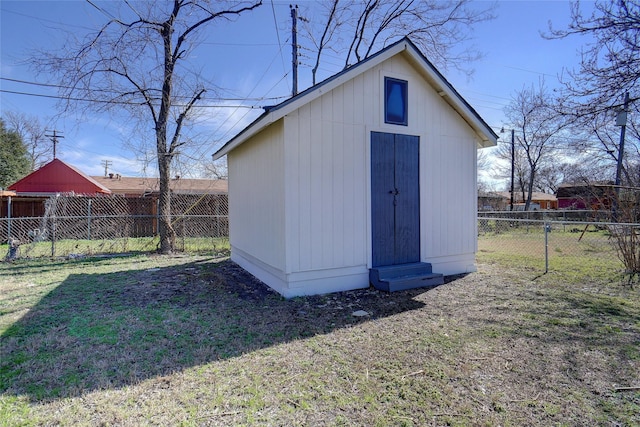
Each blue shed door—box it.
[371,131,420,267]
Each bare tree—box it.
[546,0,639,118]
[493,139,530,204]
[535,159,612,194]
[303,0,345,85]
[301,0,495,83]
[203,158,228,180]
[4,111,50,171]
[32,0,262,254]
[564,111,640,186]
[504,82,567,210]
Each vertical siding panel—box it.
[332,86,345,266]
[354,125,367,265]
[434,136,445,255]
[321,93,334,268]
[459,140,470,253]
[343,80,355,125]
[332,121,344,266]
[353,75,364,125]
[467,142,478,252]
[300,104,313,271]
[333,85,345,123]
[451,137,463,254]
[434,142,442,257]
[309,99,323,269]
[443,136,453,255]
[363,69,376,126]
[229,122,285,270]
[342,82,356,267]
[428,138,437,256]
[297,105,313,271]
[342,124,355,266]
[351,76,366,266]
[284,112,300,273]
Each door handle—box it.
[389,188,399,195]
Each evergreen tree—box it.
[0,118,31,189]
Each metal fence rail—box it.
[1,214,229,259]
[478,210,614,222]
[2,203,632,282]
[478,216,628,277]
[1,193,229,259]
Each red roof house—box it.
[8,159,112,196]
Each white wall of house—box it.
[227,50,484,297]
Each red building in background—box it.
[556,183,616,210]
[2,158,228,219]
[8,159,111,196]
[3,159,112,218]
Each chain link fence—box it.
[478,216,633,282]
[3,197,635,284]
[2,193,228,260]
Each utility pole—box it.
[45,130,64,159]
[614,92,630,188]
[613,92,630,222]
[501,127,516,211]
[291,4,298,97]
[510,129,515,211]
[101,160,113,177]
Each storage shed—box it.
[213,37,497,297]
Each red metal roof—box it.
[8,159,112,195]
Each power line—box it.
[0,89,269,108]
[85,0,118,21]
[0,6,95,30]
[270,0,289,94]
[0,77,289,103]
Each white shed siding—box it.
[420,98,480,273]
[220,41,496,296]
[281,53,480,283]
[373,55,479,273]
[228,121,286,272]
[284,85,369,276]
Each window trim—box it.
[384,77,408,126]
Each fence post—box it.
[87,199,92,240]
[544,222,549,274]
[51,212,56,257]
[7,196,11,240]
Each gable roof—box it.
[213,37,498,160]
[90,175,228,195]
[8,158,112,195]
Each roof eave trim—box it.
[213,37,498,157]
[401,44,497,147]
[213,40,410,160]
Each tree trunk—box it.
[157,153,175,254]
[525,170,536,211]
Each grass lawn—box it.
[1,236,230,259]
[1,249,638,426]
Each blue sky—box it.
[1,0,593,179]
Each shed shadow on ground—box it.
[1,258,446,402]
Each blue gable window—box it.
[384,77,408,126]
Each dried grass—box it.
[0,255,638,426]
